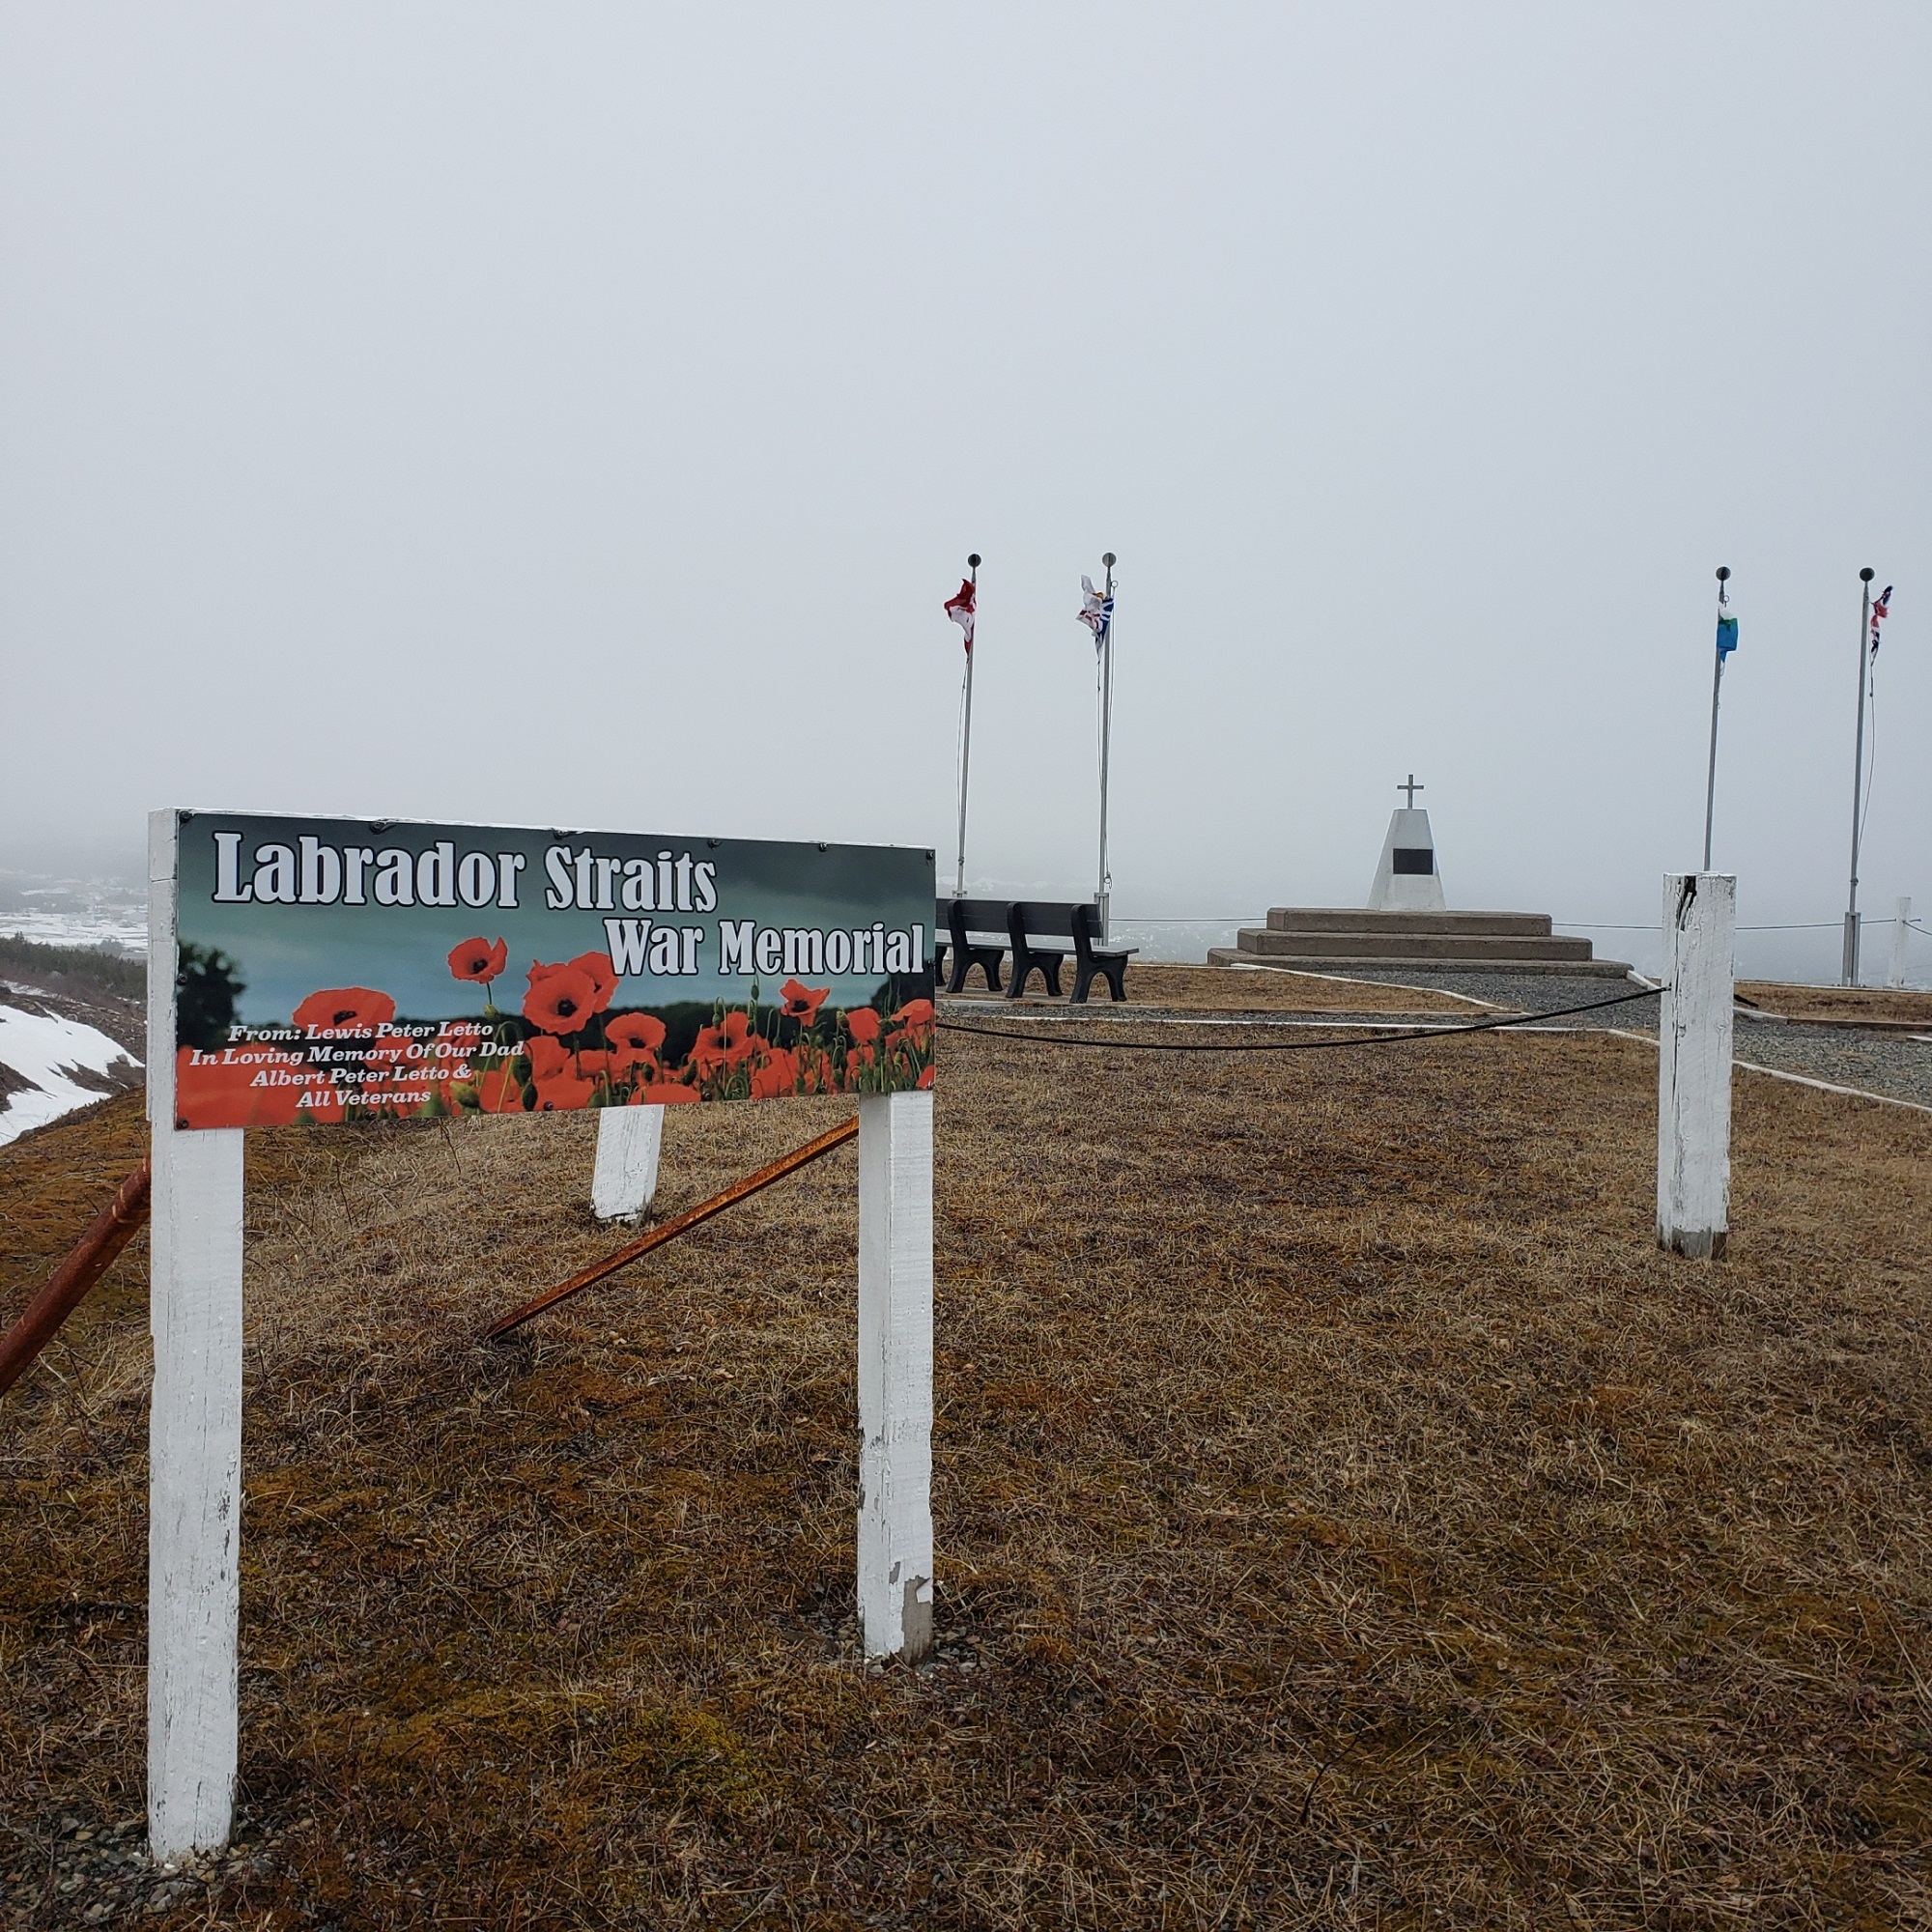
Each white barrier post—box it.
[592,1106,665,1222]
[147,810,244,1860]
[1889,897,1912,991]
[856,1089,934,1662]
[1658,871,1735,1261]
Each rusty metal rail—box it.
[485,1115,859,1341]
[0,1157,153,1401]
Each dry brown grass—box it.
[1737,980,1932,1027]
[4,1028,1932,1928]
[959,963,1476,1015]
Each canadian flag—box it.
[944,578,976,653]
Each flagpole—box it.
[1702,566,1730,870]
[954,554,980,899]
[1842,566,1876,986]
[1096,551,1116,942]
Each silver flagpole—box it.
[954,554,980,898]
[1702,566,1731,870]
[1842,566,1876,986]
[1096,552,1117,942]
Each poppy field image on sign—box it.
[171,939,934,1128]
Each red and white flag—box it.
[944,578,976,654]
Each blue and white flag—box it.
[1716,611,1739,659]
[1077,575,1113,655]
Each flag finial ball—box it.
[1861,567,1875,582]
[1716,566,1730,582]
[967,554,980,569]
[1101,552,1116,568]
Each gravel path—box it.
[1323,966,1932,1111]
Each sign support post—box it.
[147,810,244,1861]
[592,1108,665,1222]
[856,1089,933,1662]
[1658,870,1735,1261]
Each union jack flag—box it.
[1871,583,1892,657]
[1077,575,1113,655]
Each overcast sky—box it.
[3,6,1925,974]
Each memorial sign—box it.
[146,809,937,1861]
[168,811,936,1128]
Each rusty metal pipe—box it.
[0,1157,153,1401]
[486,1115,859,1342]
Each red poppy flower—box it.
[293,987,397,1035]
[535,1067,597,1111]
[749,1047,800,1100]
[916,1065,934,1090]
[780,979,830,1023]
[525,1036,571,1080]
[888,999,935,1050]
[523,1035,595,1109]
[568,952,618,1015]
[844,1007,880,1046]
[448,937,507,984]
[523,966,599,1036]
[467,1064,529,1113]
[691,1010,756,1074]
[605,1011,667,1056]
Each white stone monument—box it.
[1368,775,1446,912]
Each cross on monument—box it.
[1399,774,1424,808]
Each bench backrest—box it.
[946,898,1010,941]
[1009,900,1083,940]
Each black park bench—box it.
[943,898,1009,994]
[1007,902,1135,1004]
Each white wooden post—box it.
[147,810,245,1860]
[1889,896,1912,990]
[1658,871,1735,1261]
[856,1090,933,1662]
[592,1106,664,1222]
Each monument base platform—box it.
[1208,908,1631,977]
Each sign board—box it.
[144,807,937,1861]
[166,811,936,1128]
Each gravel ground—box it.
[1298,966,1661,1020]
[1731,1018,1932,1110]
[1323,966,1932,1110]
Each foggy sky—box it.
[3,5,1926,978]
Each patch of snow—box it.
[0,1004,143,1147]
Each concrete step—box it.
[1236,927,1596,962]
[1207,949,1636,979]
[1264,907,1554,936]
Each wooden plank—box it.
[592,1105,665,1222]
[147,809,244,1860]
[0,1157,151,1400]
[487,1115,858,1339]
[1658,871,1735,1260]
[856,1090,933,1662]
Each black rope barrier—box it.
[936,982,1666,1054]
